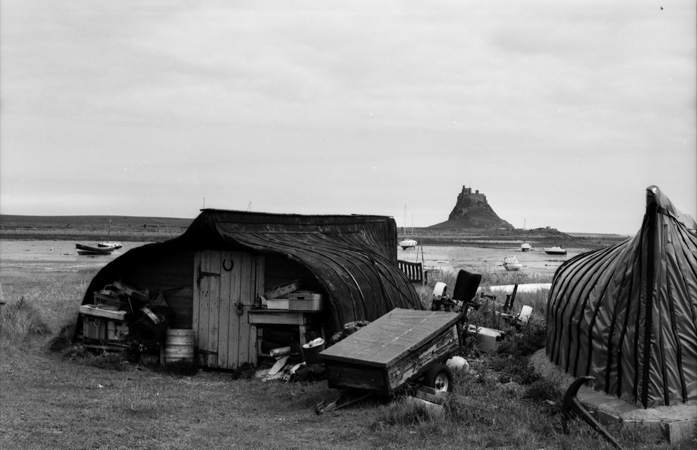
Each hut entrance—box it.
[193,250,264,370]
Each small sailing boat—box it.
[520,219,531,251]
[97,220,122,249]
[399,238,417,250]
[544,246,567,255]
[398,205,417,250]
[503,256,523,271]
[76,243,115,255]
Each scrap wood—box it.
[268,355,290,375]
[257,355,291,382]
[264,279,302,299]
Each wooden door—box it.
[193,250,264,369]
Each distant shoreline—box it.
[0,214,628,249]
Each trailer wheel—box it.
[424,364,454,393]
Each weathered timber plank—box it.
[217,250,233,369]
[207,251,221,368]
[386,325,460,392]
[321,309,461,367]
[327,363,387,392]
[237,253,254,367]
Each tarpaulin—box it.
[546,186,697,408]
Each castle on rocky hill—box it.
[429,185,514,230]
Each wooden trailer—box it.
[317,308,463,413]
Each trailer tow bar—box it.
[315,389,373,415]
[562,376,625,450]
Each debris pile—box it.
[77,281,176,363]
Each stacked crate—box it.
[79,288,129,347]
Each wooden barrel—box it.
[164,329,195,364]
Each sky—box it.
[1,1,695,235]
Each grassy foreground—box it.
[1,268,694,450]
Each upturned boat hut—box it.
[77,209,422,370]
[546,186,697,408]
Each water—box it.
[397,244,582,277]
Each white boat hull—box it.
[399,239,417,250]
[98,241,123,249]
[503,256,522,271]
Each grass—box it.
[1,264,695,449]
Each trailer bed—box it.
[320,308,463,395]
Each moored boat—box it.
[521,242,532,252]
[503,256,522,271]
[76,243,115,255]
[399,238,417,250]
[98,241,123,249]
[544,246,567,255]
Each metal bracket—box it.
[562,376,625,450]
[197,264,220,286]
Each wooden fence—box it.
[398,260,425,284]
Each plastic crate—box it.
[266,298,290,310]
[93,291,122,309]
[289,298,323,311]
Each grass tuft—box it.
[80,351,133,371]
[372,397,442,429]
[0,296,51,347]
[157,360,200,377]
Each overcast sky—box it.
[1,1,695,235]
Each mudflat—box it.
[398,244,584,277]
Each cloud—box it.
[1,0,694,233]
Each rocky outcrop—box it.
[429,186,514,230]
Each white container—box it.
[266,298,290,310]
[468,325,505,353]
[288,298,323,311]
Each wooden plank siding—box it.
[193,250,264,370]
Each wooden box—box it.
[83,316,107,340]
[287,292,323,311]
[320,308,462,395]
[79,304,127,321]
[107,321,130,341]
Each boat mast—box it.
[403,205,407,238]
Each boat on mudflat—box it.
[521,242,532,252]
[98,241,123,249]
[503,256,522,271]
[76,243,116,255]
[399,238,417,250]
[544,246,567,255]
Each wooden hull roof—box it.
[82,209,423,336]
